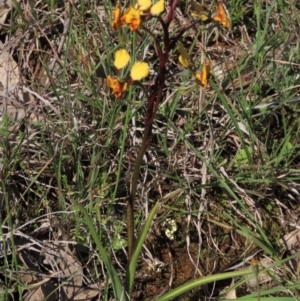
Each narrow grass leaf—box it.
[126,201,159,294]
[235,226,277,258]
[275,132,293,167]
[223,297,295,301]
[78,205,125,301]
[240,283,300,298]
[157,268,253,301]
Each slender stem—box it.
[166,0,179,26]
[127,65,166,260]
[127,18,168,260]
[127,124,150,260]
[127,0,176,277]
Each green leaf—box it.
[78,205,125,301]
[157,268,253,301]
[223,297,295,301]
[126,201,159,295]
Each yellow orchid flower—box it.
[112,4,123,30]
[131,62,149,81]
[212,1,230,28]
[194,61,211,88]
[178,43,190,68]
[114,49,130,70]
[151,0,165,15]
[107,76,128,99]
[177,44,210,88]
[108,49,149,98]
[121,6,142,31]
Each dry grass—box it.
[1,0,300,300]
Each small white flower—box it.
[163,218,177,240]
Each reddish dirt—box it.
[135,229,255,300]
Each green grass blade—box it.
[239,283,300,299]
[157,268,253,301]
[223,297,295,301]
[126,201,159,295]
[78,205,125,301]
[236,227,277,258]
[186,139,276,254]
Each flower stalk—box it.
[107,0,231,291]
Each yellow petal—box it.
[151,0,165,15]
[137,0,152,11]
[121,6,140,23]
[114,49,130,70]
[178,43,190,68]
[131,62,149,80]
[191,11,210,21]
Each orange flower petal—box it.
[121,6,142,31]
[112,4,123,30]
[114,81,128,98]
[212,1,230,28]
[107,75,117,88]
[107,76,128,99]
[194,61,211,88]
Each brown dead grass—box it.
[1,0,300,300]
